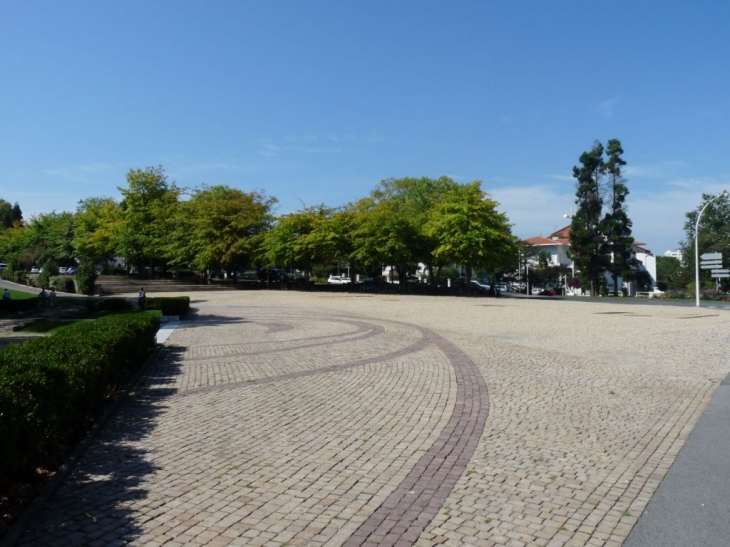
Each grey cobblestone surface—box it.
[11,292,730,546]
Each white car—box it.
[328,275,351,284]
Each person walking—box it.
[39,288,48,307]
[49,288,57,308]
[2,288,10,301]
[138,287,146,310]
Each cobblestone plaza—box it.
[14,292,730,547]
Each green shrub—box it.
[50,276,76,293]
[144,296,190,317]
[0,311,160,479]
[86,298,134,313]
[74,261,98,295]
[0,297,39,314]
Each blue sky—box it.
[2,1,728,254]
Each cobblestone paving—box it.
[13,293,730,547]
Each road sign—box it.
[701,262,723,269]
[701,252,723,260]
[711,269,730,274]
[712,273,730,278]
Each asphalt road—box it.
[624,371,730,547]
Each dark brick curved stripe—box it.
[343,326,489,547]
[180,320,385,364]
[156,312,489,545]
[180,328,432,395]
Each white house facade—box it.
[524,225,658,296]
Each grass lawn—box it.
[6,288,39,300]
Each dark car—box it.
[470,280,500,296]
[258,268,289,283]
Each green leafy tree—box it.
[74,197,122,264]
[423,181,516,281]
[28,212,76,265]
[185,185,276,277]
[262,205,332,273]
[680,192,730,290]
[116,166,182,272]
[350,176,456,283]
[655,255,682,291]
[350,196,422,284]
[600,139,635,295]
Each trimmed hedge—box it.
[143,296,190,317]
[0,311,161,480]
[86,297,135,313]
[0,297,39,314]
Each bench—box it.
[635,291,653,298]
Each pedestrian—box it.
[138,287,146,310]
[39,288,48,307]
[2,288,10,301]
[49,288,57,308]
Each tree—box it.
[73,197,122,264]
[11,202,22,225]
[184,185,276,277]
[570,141,607,295]
[423,181,516,281]
[680,192,730,291]
[655,255,682,291]
[569,139,635,296]
[262,205,343,274]
[350,176,456,284]
[116,166,182,271]
[600,139,635,296]
[0,200,23,229]
[0,199,12,229]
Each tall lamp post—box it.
[563,211,576,294]
[695,190,728,307]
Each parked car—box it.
[470,280,491,293]
[58,266,68,274]
[30,267,40,274]
[67,267,77,275]
[357,276,381,284]
[258,268,289,283]
[328,275,351,284]
[470,280,501,296]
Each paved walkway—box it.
[6,292,730,546]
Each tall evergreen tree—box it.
[570,139,636,296]
[570,141,607,295]
[11,202,23,224]
[600,139,634,296]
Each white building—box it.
[524,225,657,296]
[664,249,683,262]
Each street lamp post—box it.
[563,211,576,295]
[695,190,728,307]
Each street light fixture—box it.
[695,190,728,307]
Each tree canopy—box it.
[569,139,634,295]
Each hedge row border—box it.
[0,325,166,547]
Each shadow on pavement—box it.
[13,365,181,546]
